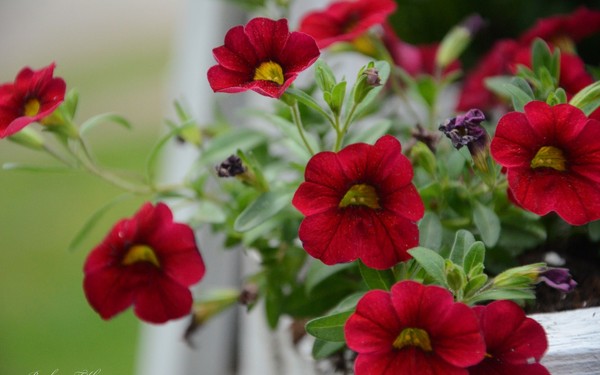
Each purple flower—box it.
[538,267,577,293]
[439,108,490,172]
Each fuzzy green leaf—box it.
[234,190,292,232]
[305,310,353,342]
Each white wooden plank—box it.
[531,306,600,374]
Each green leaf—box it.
[265,284,283,329]
[449,230,476,266]
[407,247,447,287]
[344,119,392,146]
[472,201,500,247]
[419,212,443,250]
[463,273,489,298]
[329,81,347,114]
[469,288,535,304]
[234,190,292,232]
[190,201,227,224]
[250,111,319,162]
[314,59,337,93]
[68,194,132,252]
[284,87,334,123]
[463,241,485,276]
[531,39,553,77]
[305,310,353,342]
[570,81,600,116]
[588,220,600,242]
[416,76,438,109]
[197,129,267,166]
[305,261,356,294]
[145,126,181,185]
[358,261,395,291]
[2,163,70,173]
[485,76,534,112]
[312,339,346,359]
[80,113,132,135]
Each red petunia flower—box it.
[468,300,549,375]
[207,17,320,99]
[490,101,600,225]
[83,202,206,324]
[345,281,486,375]
[0,63,66,138]
[292,135,424,270]
[457,7,600,112]
[298,0,397,49]
[519,6,600,47]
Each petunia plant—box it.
[3,1,600,374]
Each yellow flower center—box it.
[23,98,41,117]
[253,61,284,85]
[531,146,567,171]
[121,244,161,268]
[392,328,433,352]
[339,184,381,209]
[351,34,377,57]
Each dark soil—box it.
[519,235,600,313]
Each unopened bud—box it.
[215,155,246,177]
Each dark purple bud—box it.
[461,14,486,36]
[215,155,246,177]
[439,109,486,149]
[538,267,577,293]
[440,109,490,171]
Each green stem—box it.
[290,102,315,156]
[334,102,359,152]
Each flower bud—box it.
[215,155,246,177]
[538,267,577,293]
[353,63,381,104]
[435,14,485,70]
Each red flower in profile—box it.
[298,0,397,49]
[207,17,320,99]
[0,63,66,138]
[468,300,549,375]
[519,6,600,47]
[345,281,486,375]
[491,101,600,225]
[292,136,424,269]
[83,202,206,324]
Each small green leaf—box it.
[305,261,355,294]
[472,201,500,247]
[284,87,335,123]
[305,310,353,342]
[419,212,443,250]
[468,288,535,304]
[358,261,395,291]
[80,113,132,135]
[531,39,553,77]
[2,163,70,173]
[416,76,438,109]
[312,339,346,359]
[570,81,600,116]
[265,285,283,329]
[190,201,227,224]
[234,190,292,232]
[344,119,392,146]
[449,230,476,266]
[330,81,347,114]
[588,220,600,242]
[407,247,447,287]
[198,129,267,166]
[463,273,489,298]
[314,59,337,93]
[463,241,485,276]
[68,194,133,252]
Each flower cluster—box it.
[3,0,600,374]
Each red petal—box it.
[83,267,142,320]
[133,276,194,323]
[244,18,289,62]
[222,24,258,68]
[212,45,254,73]
[207,65,252,93]
[303,151,348,190]
[345,290,399,353]
[383,184,425,221]
[292,181,341,216]
[336,142,371,181]
[491,111,540,168]
[278,31,320,73]
[478,301,548,364]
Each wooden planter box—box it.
[532,306,600,374]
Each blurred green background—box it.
[1,0,599,373]
[0,1,185,373]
